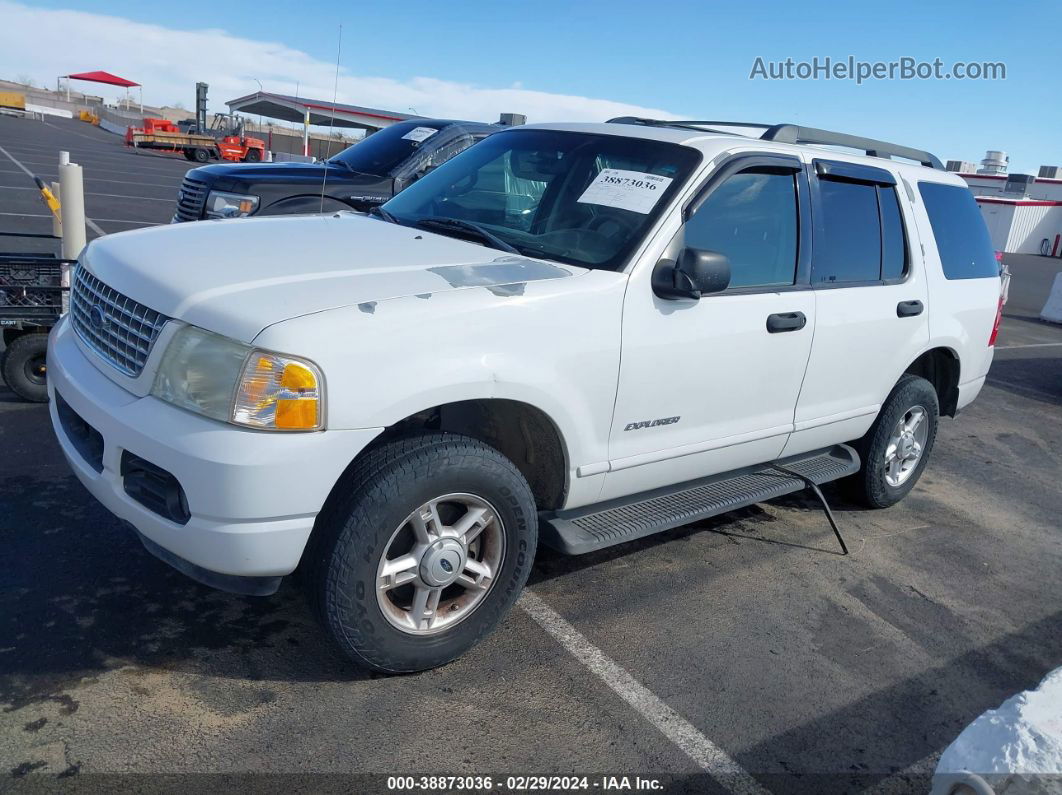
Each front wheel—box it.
[308,433,538,673]
[848,374,939,508]
[2,333,49,403]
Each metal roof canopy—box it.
[64,70,140,88]
[226,91,421,132]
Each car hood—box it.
[197,161,384,189]
[80,213,581,342]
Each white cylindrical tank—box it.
[977,150,1009,175]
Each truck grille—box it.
[173,175,208,222]
[70,266,169,377]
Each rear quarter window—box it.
[918,182,998,279]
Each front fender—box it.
[259,195,353,216]
[252,270,628,505]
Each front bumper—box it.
[47,318,381,591]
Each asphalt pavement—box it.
[0,115,1060,793]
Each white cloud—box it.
[0,1,677,125]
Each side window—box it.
[814,179,881,284]
[918,182,998,279]
[880,186,908,281]
[425,135,473,169]
[814,178,909,284]
[684,168,799,289]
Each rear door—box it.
[784,159,930,456]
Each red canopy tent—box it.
[60,70,142,113]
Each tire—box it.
[848,374,939,508]
[308,432,538,673]
[192,148,210,163]
[182,149,196,161]
[2,333,49,403]
[243,148,262,163]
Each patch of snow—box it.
[931,666,1062,794]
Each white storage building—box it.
[956,174,1062,256]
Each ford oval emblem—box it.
[89,305,107,329]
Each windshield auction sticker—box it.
[577,169,673,214]
[401,126,438,142]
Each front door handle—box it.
[766,311,807,333]
[897,300,924,318]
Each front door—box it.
[601,154,816,501]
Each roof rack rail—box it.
[760,124,942,169]
[605,117,943,169]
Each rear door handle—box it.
[766,311,807,333]
[897,300,924,318]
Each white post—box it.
[65,78,70,103]
[58,151,86,260]
[303,107,310,158]
[139,85,143,116]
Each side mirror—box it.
[652,248,731,300]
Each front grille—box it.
[173,176,208,222]
[70,266,169,377]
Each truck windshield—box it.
[380,129,701,270]
[328,121,450,176]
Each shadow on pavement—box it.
[741,609,1062,794]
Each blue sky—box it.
[11,0,1062,172]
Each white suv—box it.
[47,119,1003,672]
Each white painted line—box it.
[995,342,1062,349]
[3,185,173,202]
[0,143,106,236]
[0,211,155,227]
[518,590,769,795]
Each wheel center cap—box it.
[420,538,465,587]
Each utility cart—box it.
[0,237,71,402]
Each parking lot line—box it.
[519,590,769,795]
[0,168,181,190]
[0,211,154,226]
[3,184,174,203]
[0,143,106,236]
[995,341,1062,349]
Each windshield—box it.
[380,129,701,270]
[328,121,449,175]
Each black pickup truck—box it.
[172,118,501,222]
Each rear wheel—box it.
[2,333,49,403]
[182,149,196,161]
[192,148,210,163]
[308,433,537,673]
[848,375,939,508]
[243,148,262,163]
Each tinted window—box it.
[684,169,798,288]
[383,129,700,270]
[918,182,998,279]
[329,121,449,175]
[880,186,908,281]
[814,179,881,284]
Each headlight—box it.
[205,190,259,219]
[151,326,324,431]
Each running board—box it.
[540,445,860,555]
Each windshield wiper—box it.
[412,217,520,255]
[369,205,400,224]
